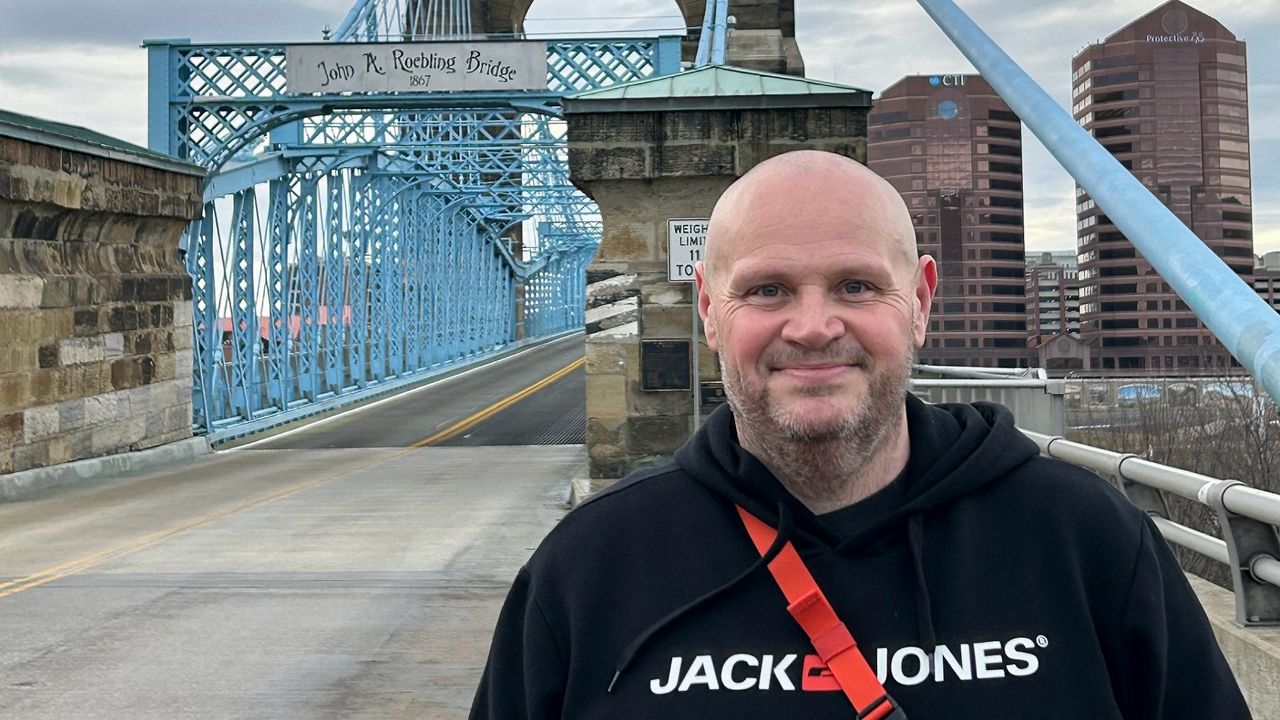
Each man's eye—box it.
[842,281,866,295]
[752,285,781,298]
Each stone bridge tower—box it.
[470,0,804,75]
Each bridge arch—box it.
[476,0,707,36]
[477,0,802,73]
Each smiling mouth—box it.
[773,364,855,382]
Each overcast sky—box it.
[0,0,1275,253]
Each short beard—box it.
[721,335,915,508]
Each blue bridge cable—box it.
[915,0,1280,406]
[710,0,730,65]
[694,0,716,67]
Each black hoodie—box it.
[470,396,1250,719]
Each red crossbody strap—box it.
[737,505,899,720]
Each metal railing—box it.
[910,365,1066,436]
[911,366,1280,627]
[1024,429,1280,627]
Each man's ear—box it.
[913,255,938,348]
[695,261,719,352]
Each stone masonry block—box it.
[643,284,692,307]
[0,411,23,448]
[58,336,106,365]
[42,308,73,339]
[0,310,33,341]
[110,357,142,391]
[642,304,693,337]
[586,373,629,421]
[27,368,56,403]
[42,435,69,466]
[103,332,125,358]
[123,417,148,448]
[172,348,193,377]
[599,221,657,262]
[626,415,691,455]
[586,274,642,308]
[77,363,111,397]
[568,146,647,182]
[630,380,694,417]
[13,439,50,471]
[39,276,76,308]
[173,301,193,328]
[162,405,192,434]
[0,372,33,410]
[84,392,127,426]
[90,423,128,456]
[23,404,59,443]
[588,444,628,481]
[659,112,725,143]
[653,143,736,178]
[0,274,45,308]
[586,340,627,376]
[585,296,640,335]
[585,417,624,448]
[74,308,101,336]
[57,397,87,432]
[37,343,58,369]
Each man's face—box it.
[697,170,935,445]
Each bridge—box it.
[2,0,1280,716]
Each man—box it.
[470,151,1250,718]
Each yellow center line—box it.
[0,356,585,601]
[411,356,585,447]
[0,458,393,601]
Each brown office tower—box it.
[868,74,1035,368]
[1072,0,1253,374]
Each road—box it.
[0,334,586,719]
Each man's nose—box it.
[779,291,846,348]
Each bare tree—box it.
[1067,377,1280,588]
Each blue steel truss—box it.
[147,22,681,436]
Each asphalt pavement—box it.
[0,334,586,719]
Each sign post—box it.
[667,219,709,430]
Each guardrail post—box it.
[1108,454,1171,520]
[1202,481,1280,626]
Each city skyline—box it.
[0,0,1275,256]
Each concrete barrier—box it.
[1189,574,1280,715]
[0,435,210,502]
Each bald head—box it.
[703,151,918,287]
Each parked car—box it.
[1117,383,1161,407]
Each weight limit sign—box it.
[667,219,708,282]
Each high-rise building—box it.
[1026,251,1081,341]
[1254,252,1280,314]
[1072,0,1253,374]
[868,74,1035,368]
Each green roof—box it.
[0,108,204,176]
[564,65,872,114]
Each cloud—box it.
[0,1,343,47]
[0,0,1274,251]
[0,45,148,145]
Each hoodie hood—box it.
[674,393,1041,551]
